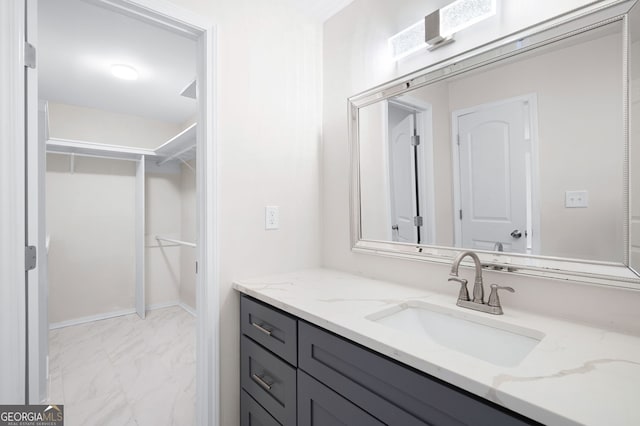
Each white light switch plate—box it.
[265,206,279,230]
[565,190,588,208]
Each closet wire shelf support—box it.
[155,236,196,248]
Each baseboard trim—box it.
[179,301,197,317]
[147,300,180,311]
[49,308,136,330]
[49,300,197,329]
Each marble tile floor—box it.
[46,306,196,426]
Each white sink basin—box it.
[367,301,544,367]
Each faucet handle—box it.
[487,284,515,308]
[448,277,470,302]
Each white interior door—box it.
[389,113,418,243]
[455,99,531,252]
[26,0,48,403]
[0,0,28,404]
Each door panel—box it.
[457,99,531,253]
[389,113,418,243]
[468,123,511,221]
[0,0,28,404]
[26,0,47,403]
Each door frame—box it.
[451,94,540,254]
[386,96,436,245]
[3,1,220,424]
[0,0,28,405]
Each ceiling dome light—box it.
[110,64,139,80]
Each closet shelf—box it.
[46,123,197,164]
[46,138,155,160]
[154,122,196,165]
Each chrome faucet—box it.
[447,250,514,315]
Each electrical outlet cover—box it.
[265,206,279,230]
[565,190,588,208]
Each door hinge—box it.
[24,42,36,69]
[456,134,460,145]
[25,246,37,271]
[459,210,463,220]
[414,216,423,227]
[411,135,421,146]
[195,261,198,274]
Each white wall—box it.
[47,154,137,323]
[323,0,640,340]
[145,171,183,307]
[359,101,390,240]
[149,1,323,424]
[48,102,182,149]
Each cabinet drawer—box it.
[299,321,538,426]
[241,295,297,366]
[298,370,385,426]
[241,390,281,426]
[241,335,297,425]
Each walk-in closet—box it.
[38,0,200,423]
[45,109,198,326]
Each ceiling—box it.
[38,0,354,125]
[284,0,355,22]
[38,0,198,124]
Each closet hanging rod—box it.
[155,236,196,248]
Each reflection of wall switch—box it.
[265,206,279,230]
[565,190,588,208]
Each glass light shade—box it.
[110,64,139,80]
[440,0,497,38]
[389,20,427,61]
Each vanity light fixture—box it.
[390,0,497,59]
[389,20,428,61]
[427,0,497,50]
[110,64,139,80]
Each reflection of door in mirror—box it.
[452,96,538,255]
[388,106,418,243]
[387,99,435,245]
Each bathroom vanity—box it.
[236,1,640,424]
[235,269,640,426]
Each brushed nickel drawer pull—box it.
[251,321,273,336]
[251,373,273,391]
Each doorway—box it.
[19,0,217,424]
[452,95,539,254]
[386,97,436,245]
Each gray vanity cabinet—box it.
[241,390,282,426]
[240,295,539,426]
[298,321,538,426]
[298,370,385,426]
[241,296,298,426]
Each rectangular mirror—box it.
[350,0,640,287]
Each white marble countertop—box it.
[233,268,640,426]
